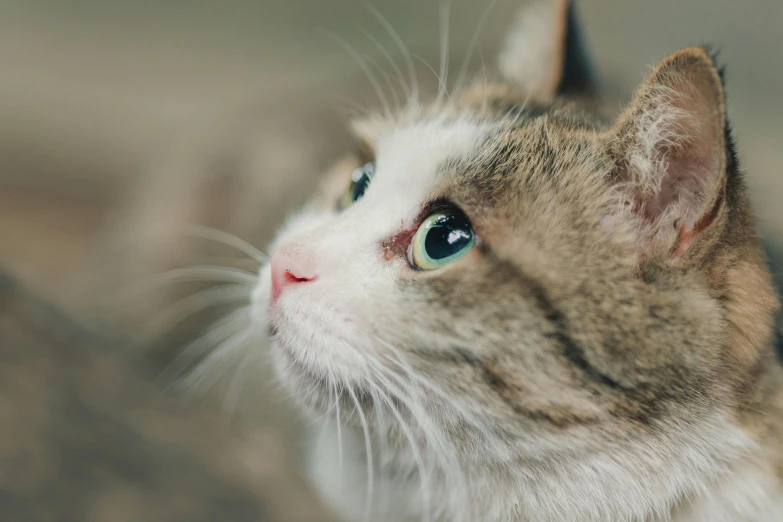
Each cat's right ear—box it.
[498,0,598,101]
[608,47,729,261]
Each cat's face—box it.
[255,90,717,449]
[249,1,777,519]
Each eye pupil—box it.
[349,162,375,203]
[351,173,371,202]
[424,215,473,260]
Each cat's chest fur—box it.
[673,466,783,522]
[305,418,783,522]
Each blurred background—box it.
[0,0,782,512]
[2,0,782,307]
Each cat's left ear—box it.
[610,47,729,259]
[498,0,598,101]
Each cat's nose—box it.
[270,245,318,302]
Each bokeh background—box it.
[1,0,782,510]
[2,0,783,306]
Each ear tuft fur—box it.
[611,47,728,257]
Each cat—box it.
[242,0,783,521]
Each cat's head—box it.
[251,0,778,518]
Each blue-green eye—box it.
[343,161,375,207]
[410,208,475,270]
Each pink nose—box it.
[270,245,318,302]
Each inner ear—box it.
[612,47,728,257]
[498,0,598,101]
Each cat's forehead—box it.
[349,114,494,221]
[374,116,490,179]
[355,112,489,161]
[351,98,609,219]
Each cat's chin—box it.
[264,282,376,381]
[269,337,383,422]
[270,339,331,407]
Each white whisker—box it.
[361,364,433,522]
[334,371,345,479]
[362,49,403,112]
[324,30,393,119]
[140,284,251,343]
[346,383,374,522]
[297,379,326,408]
[159,309,249,385]
[222,349,259,422]
[177,328,252,399]
[185,255,261,271]
[436,0,451,107]
[414,54,452,106]
[368,334,505,520]
[305,381,341,427]
[311,373,338,463]
[376,337,499,452]
[367,4,419,107]
[181,225,268,263]
[478,44,489,125]
[331,93,372,118]
[116,265,258,303]
[360,26,411,103]
[366,356,460,508]
[453,0,499,95]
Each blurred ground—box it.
[0,0,782,505]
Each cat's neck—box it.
[303,319,783,522]
[307,392,783,522]
[674,353,783,520]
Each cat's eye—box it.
[341,161,375,208]
[409,208,475,270]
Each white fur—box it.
[624,85,691,196]
[256,116,489,380]
[674,460,783,521]
[306,411,782,522]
